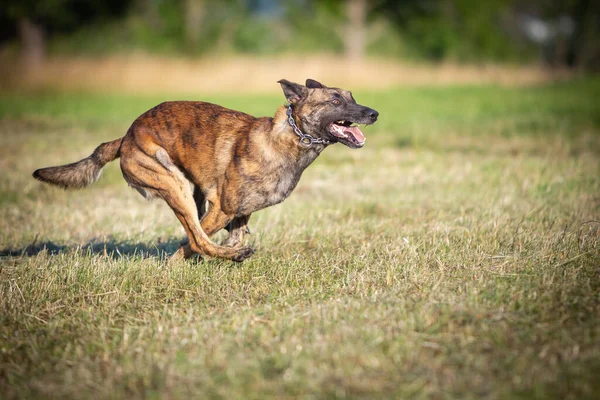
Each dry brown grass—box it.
[1,54,573,94]
[0,80,598,399]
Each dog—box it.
[33,79,379,262]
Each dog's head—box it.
[278,78,379,149]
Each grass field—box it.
[1,79,599,398]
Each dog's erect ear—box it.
[278,79,308,104]
[306,79,326,89]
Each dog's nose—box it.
[368,109,379,121]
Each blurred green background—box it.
[1,0,599,71]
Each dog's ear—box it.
[306,79,326,89]
[278,79,308,104]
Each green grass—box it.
[1,79,599,399]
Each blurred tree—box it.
[3,0,131,68]
[545,0,600,70]
[372,0,518,62]
[510,0,599,69]
[184,0,205,46]
[134,0,162,30]
[574,0,600,70]
[345,0,367,60]
[317,0,373,60]
[17,16,46,68]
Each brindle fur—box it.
[32,79,379,262]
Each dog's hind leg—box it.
[122,146,254,262]
[177,186,208,254]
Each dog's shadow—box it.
[0,236,183,261]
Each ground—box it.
[0,79,599,399]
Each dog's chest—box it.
[236,150,317,215]
[266,167,300,205]
[238,166,300,215]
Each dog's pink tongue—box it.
[345,125,365,143]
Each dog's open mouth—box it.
[328,120,366,147]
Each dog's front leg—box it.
[222,215,251,248]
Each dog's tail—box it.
[33,138,123,189]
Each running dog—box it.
[33,79,379,261]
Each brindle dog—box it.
[33,79,379,262]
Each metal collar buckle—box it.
[286,105,329,148]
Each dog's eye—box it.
[332,99,341,105]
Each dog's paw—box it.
[231,246,255,262]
